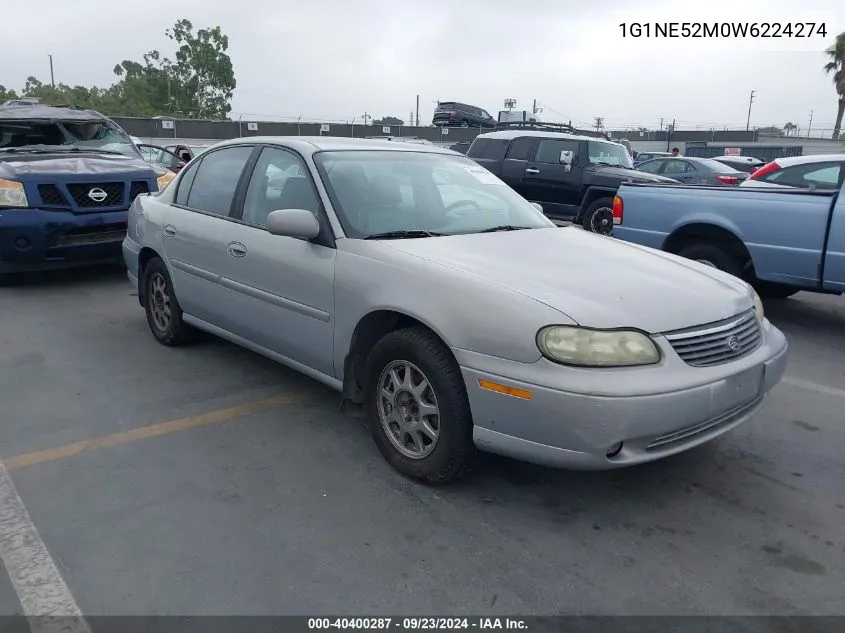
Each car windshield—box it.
[587,141,633,168]
[0,118,139,157]
[314,150,555,238]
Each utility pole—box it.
[416,94,420,127]
[659,117,664,131]
[362,112,371,126]
[746,90,756,131]
[666,118,676,151]
[593,117,604,131]
[807,109,814,138]
[48,54,55,88]
[532,99,537,114]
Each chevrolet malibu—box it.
[122,137,789,484]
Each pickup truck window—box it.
[505,137,534,160]
[763,162,842,188]
[535,139,579,164]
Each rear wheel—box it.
[677,242,745,278]
[582,197,615,235]
[365,327,476,484]
[142,257,196,346]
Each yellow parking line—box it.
[4,394,296,471]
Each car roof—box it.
[0,103,107,122]
[477,129,620,145]
[713,155,762,163]
[775,154,845,167]
[209,136,458,156]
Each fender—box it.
[575,185,619,222]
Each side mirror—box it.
[559,150,573,165]
[530,202,544,213]
[266,209,320,240]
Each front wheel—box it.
[581,198,615,235]
[365,327,476,484]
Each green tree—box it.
[0,84,20,103]
[373,116,404,126]
[825,31,845,140]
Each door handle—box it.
[163,225,176,237]
[525,168,540,175]
[227,241,247,258]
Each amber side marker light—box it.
[478,379,533,400]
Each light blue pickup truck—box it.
[610,184,845,299]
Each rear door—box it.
[822,193,845,291]
[662,159,697,183]
[520,137,583,217]
[466,137,510,177]
[499,136,537,193]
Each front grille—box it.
[664,310,762,367]
[66,182,125,208]
[56,222,128,246]
[646,397,763,452]
[37,184,70,207]
[129,180,150,200]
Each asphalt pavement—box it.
[0,266,843,617]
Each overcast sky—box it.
[4,0,844,132]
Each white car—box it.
[739,154,845,189]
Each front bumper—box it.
[459,319,789,470]
[0,207,127,273]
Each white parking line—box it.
[784,376,845,399]
[0,460,90,632]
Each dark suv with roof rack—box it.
[432,102,497,129]
[0,103,173,283]
[466,126,678,233]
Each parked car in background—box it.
[739,154,845,189]
[611,182,845,299]
[0,102,171,284]
[448,141,472,154]
[123,136,787,484]
[432,102,497,129]
[466,130,677,233]
[165,144,209,163]
[633,151,672,167]
[138,144,189,174]
[712,155,765,174]
[636,156,748,186]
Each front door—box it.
[662,158,697,183]
[520,138,583,217]
[222,145,337,376]
[161,145,256,327]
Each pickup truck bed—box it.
[611,183,845,297]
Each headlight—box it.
[537,325,660,367]
[156,172,176,191]
[752,291,764,322]
[0,179,29,208]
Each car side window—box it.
[174,158,202,205]
[637,159,664,174]
[506,137,534,160]
[664,159,690,172]
[241,146,320,227]
[185,146,254,216]
[535,139,579,164]
[765,162,842,188]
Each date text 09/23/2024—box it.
[307,618,527,630]
[618,22,828,38]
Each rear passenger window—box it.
[535,139,579,164]
[765,162,842,188]
[506,137,534,160]
[186,146,254,216]
[174,160,200,205]
[466,138,509,160]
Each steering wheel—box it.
[446,199,482,213]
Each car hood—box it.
[594,165,677,183]
[0,151,156,179]
[381,227,752,333]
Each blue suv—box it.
[0,103,174,283]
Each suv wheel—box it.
[582,198,615,235]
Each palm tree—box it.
[825,32,845,140]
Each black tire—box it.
[581,197,615,235]
[754,281,800,299]
[677,242,745,278]
[364,326,476,484]
[141,256,196,346]
[460,121,468,128]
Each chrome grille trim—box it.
[664,310,762,367]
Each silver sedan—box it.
[122,137,789,484]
